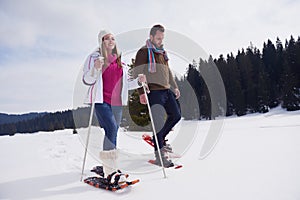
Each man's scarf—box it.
[146,39,169,73]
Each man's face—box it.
[150,30,164,48]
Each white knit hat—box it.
[98,29,113,46]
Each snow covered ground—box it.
[1,107,300,200]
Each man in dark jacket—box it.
[133,24,181,167]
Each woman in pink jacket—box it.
[83,30,146,178]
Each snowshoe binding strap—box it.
[107,170,129,185]
[91,166,104,177]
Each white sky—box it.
[0,0,299,114]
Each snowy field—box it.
[0,107,300,200]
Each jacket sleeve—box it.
[123,64,141,90]
[82,54,101,85]
[133,48,148,94]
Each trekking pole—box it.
[80,57,102,181]
[142,82,167,178]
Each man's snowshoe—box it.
[148,149,183,169]
[142,133,181,158]
[153,150,174,168]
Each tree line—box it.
[0,106,150,136]
[178,36,300,119]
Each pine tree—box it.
[227,53,246,116]
[237,49,257,112]
[186,63,202,118]
[176,75,200,120]
[250,48,271,112]
[281,36,300,110]
[215,54,234,116]
[262,40,279,107]
[275,37,285,99]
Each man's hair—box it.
[150,24,165,36]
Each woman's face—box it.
[103,34,116,52]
